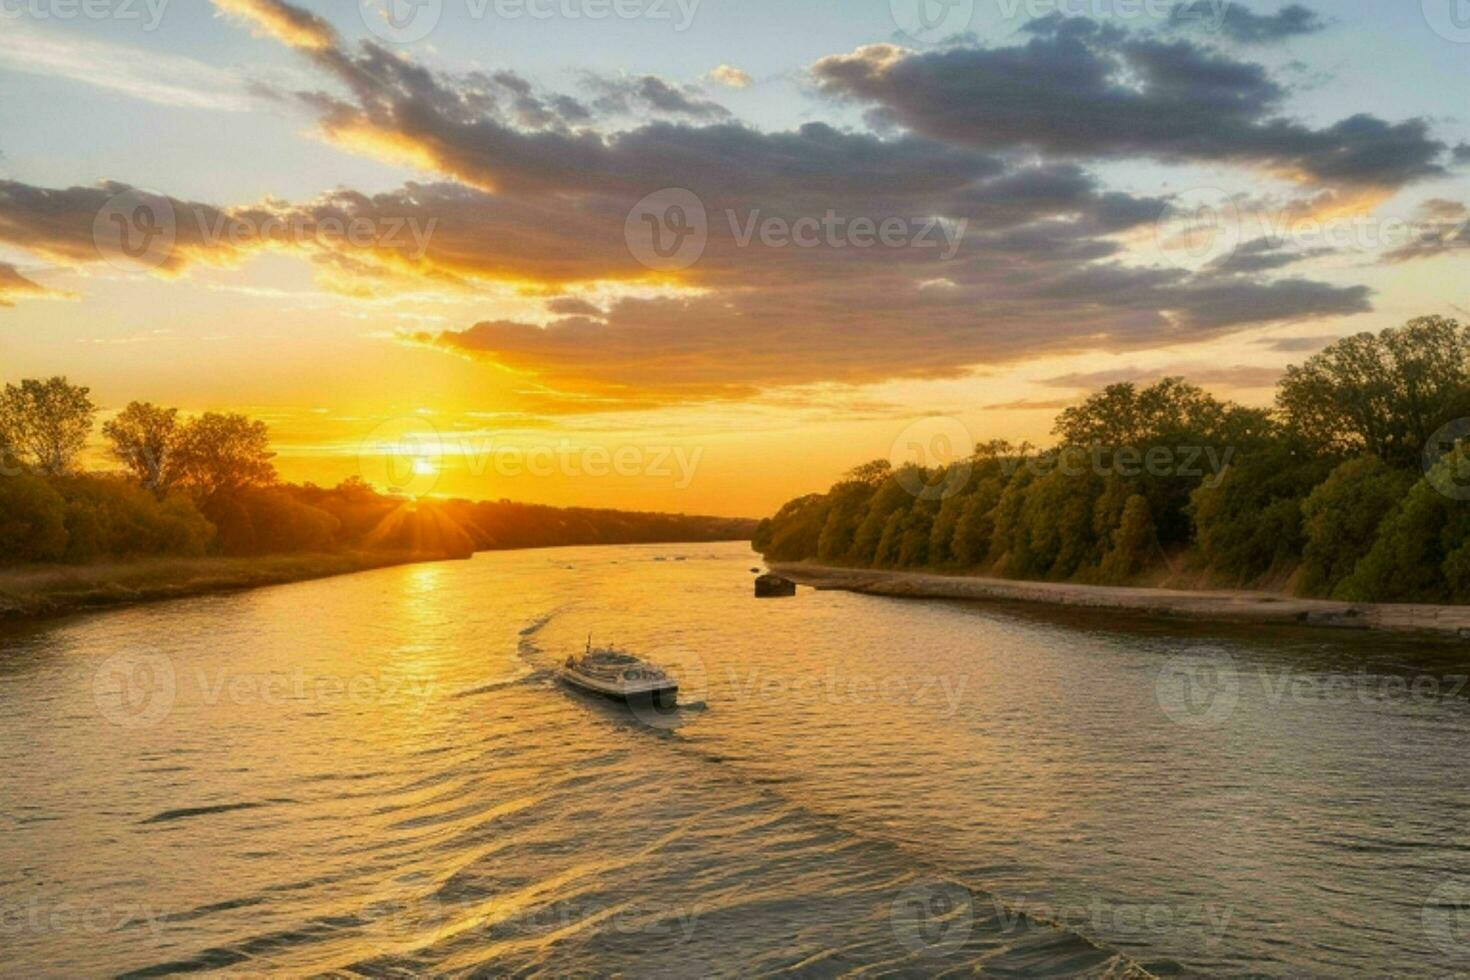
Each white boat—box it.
[560,640,679,708]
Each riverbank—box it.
[769,562,1470,638]
[0,551,463,622]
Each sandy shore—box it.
[0,551,464,622]
[769,563,1470,638]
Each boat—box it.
[560,639,679,708]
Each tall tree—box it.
[171,413,277,507]
[0,377,96,474]
[102,402,181,494]
[1276,316,1470,467]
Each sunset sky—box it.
[1,0,1467,516]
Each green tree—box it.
[1297,456,1413,597]
[0,377,97,474]
[0,473,69,562]
[1099,494,1155,583]
[1190,445,1334,584]
[1277,316,1469,467]
[102,402,181,494]
[171,413,277,508]
[850,474,917,563]
[1338,447,1470,603]
[951,476,1004,567]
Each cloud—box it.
[585,74,731,120]
[1205,236,1338,274]
[0,262,68,307]
[213,0,336,50]
[0,2,1379,411]
[1382,199,1470,263]
[982,398,1079,411]
[811,26,1450,189]
[706,64,753,89]
[1255,334,1336,352]
[1042,362,1286,389]
[0,22,256,111]
[1168,3,1330,45]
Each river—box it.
[2,542,1468,976]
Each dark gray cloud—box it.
[1169,3,1330,45]
[1382,199,1469,263]
[0,0,1382,407]
[585,74,731,120]
[1205,236,1338,274]
[812,25,1449,189]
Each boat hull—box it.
[558,671,679,708]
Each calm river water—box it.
[2,542,1469,976]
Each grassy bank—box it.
[0,551,462,622]
[769,562,1470,638]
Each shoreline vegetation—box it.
[770,562,1470,638]
[0,377,755,622]
[755,317,1470,615]
[0,551,451,622]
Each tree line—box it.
[0,383,755,566]
[754,316,1470,604]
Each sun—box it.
[411,457,438,476]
